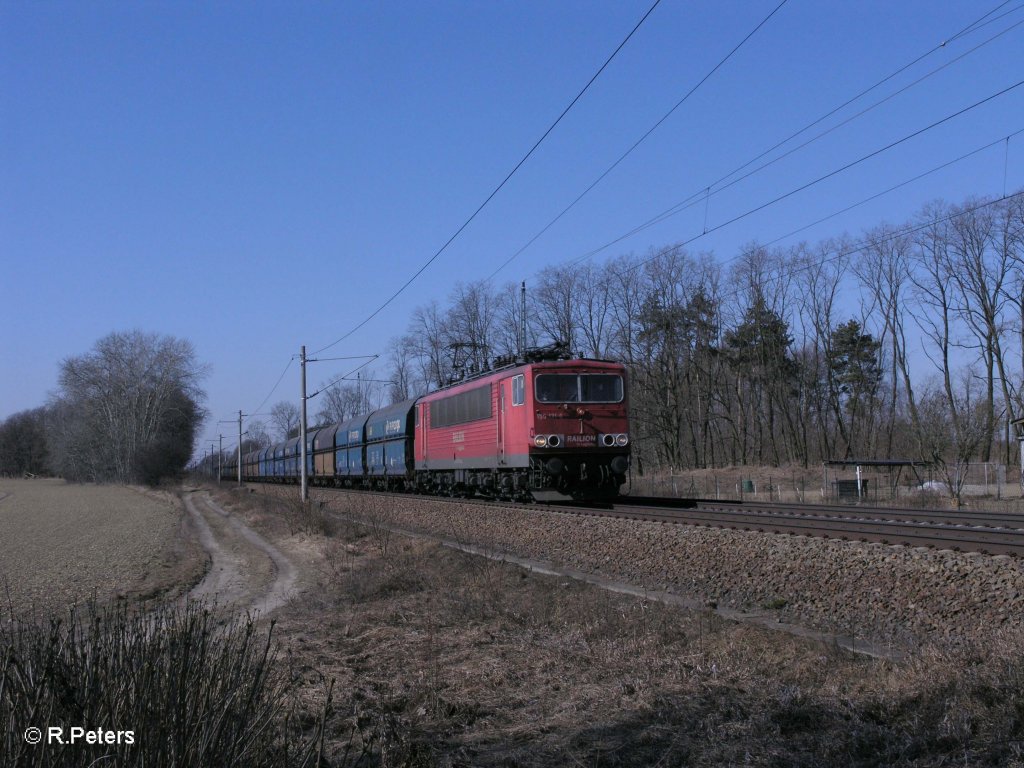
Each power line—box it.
[696,1,1023,200]
[487,0,1021,283]
[308,357,380,400]
[312,0,663,357]
[239,356,294,427]
[210,353,378,444]
[597,191,1022,318]
[633,14,1024,238]
[568,79,1024,269]
[484,0,791,282]
[715,189,1024,307]
[760,129,1024,249]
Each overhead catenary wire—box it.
[246,356,295,424]
[208,354,380,446]
[307,355,378,363]
[484,0,1022,282]
[308,356,380,400]
[714,189,1024,308]
[760,129,1024,249]
[484,0,792,282]
[593,189,1023,318]
[567,79,1024,270]
[311,0,663,358]
[202,357,293,451]
[694,1,1024,201]
[620,14,1024,242]
[561,139,1024,350]
[583,6,1024,265]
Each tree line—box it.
[200,191,1022,497]
[0,331,207,484]
[292,192,1022,488]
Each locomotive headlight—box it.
[601,434,616,447]
[615,433,629,446]
[534,435,548,448]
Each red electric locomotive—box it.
[415,355,630,501]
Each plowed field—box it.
[0,478,202,615]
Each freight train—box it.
[221,350,630,501]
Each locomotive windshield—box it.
[535,373,623,403]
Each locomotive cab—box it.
[523,360,630,501]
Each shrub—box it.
[1,600,324,767]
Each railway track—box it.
[576,496,1024,558]
[276,483,1024,558]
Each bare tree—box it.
[575,262,615,359]
[941,198,1018,461]
[534,264,580,354]
[270,401,300,441]
[0,408,49,476]
[793,240,849,459]
[407,301,452,389]
[1000,194,1024,457]
[445,280,497,375]
[48,330,207,483]
[606,253,647,366]
[910,204,971,467]
[387,336,419,403]
[314,382,365,424]
[856,224,923,459]
[916,374,988,506]
[246,420,271,449]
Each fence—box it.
[630,462,1024,504]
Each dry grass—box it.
[231,487,1024,767]
[18,478,1019,766]
[0,600,332,768]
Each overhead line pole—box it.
[218,434,223,484]
[238,410,243,487]
[300,345,308,503]
[520,281,526,359]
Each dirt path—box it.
[183,490,298,615]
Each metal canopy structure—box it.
[822,459,935,501]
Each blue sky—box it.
[2,1,1022,455]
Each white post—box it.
[1019,434,1024,494]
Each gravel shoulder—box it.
[0,478,205,616]
[315,490,1024,650]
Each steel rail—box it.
[586,501,1024,557]
[621,495,1024,529]
[271,485,1024,558]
